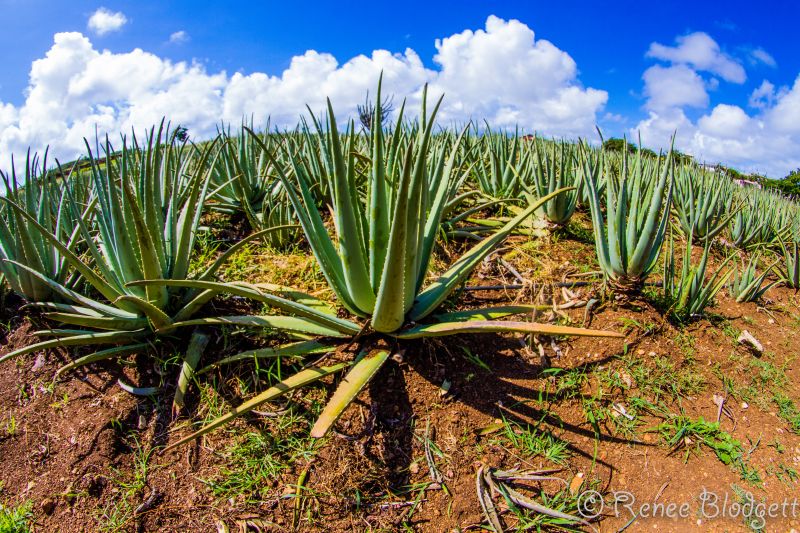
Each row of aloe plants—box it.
[0,81,798,444]
[442,125,798,318]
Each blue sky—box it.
[0,1,799,176]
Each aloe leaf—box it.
[123,182,168,308]
[4,260,138,319]
[197,340,332,374]
[0,330,144,364]
[368,74,390,292]
[130,279,359,334]
[311,350,390,438]
[55,343,149,379]
[372,142,414,332]
[498,482,595,531]
[173,330,210,414]
[43,312,148,331]
[113,295,174,330]
[27,302,105,317]
[252,283,335,314]
[117,378,159,396]
[326,99,375,313]
[394,320,623,340]
[163,315,350,338]
[430,305,550,322]
[476,466,505,533]
[164,363,347,450]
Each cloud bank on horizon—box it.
[0,14,798,177]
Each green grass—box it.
[188,226,222,276]
[0,501,32,533]
[655,416,761,484]
[734,356,790,409]
[204,402,320,504]
[3,416,17,437]
[220,243,328,296]
[773,393,800,434]
[622,354,705,404]
[768,463,799,486]
[617,317,658,337]
[94,436,155,532]
[545,367,588,400]
[460,346,492,373]
[730,484,766,532]
[489,416,571,465]
[675,331,697,361]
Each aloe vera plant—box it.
[155,83,621,449]
[728,191,768,249]
[472,125,528,199]
[727,253,779,303]
[209,121,273,217]
[0,124,278,385]
[0,151,91,302]
[526,137,581,225]
[663,231,733,320]
[775,237,799,290]
[581,137,674,293]
[673,164,736,242]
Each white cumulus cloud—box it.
[642,64,709,111]
[647,32,745,83]
[87,8,127,36]
[428,15,607,135]
[633,31,800,177]
[749,47,776,68]
[0,16,608,171]
[634,76,800,177]
[749,80,776,109]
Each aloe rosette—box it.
[152,82,622,448]
[581,136,675,294]
[0,124,286,388]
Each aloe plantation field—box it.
[0,81,799,532]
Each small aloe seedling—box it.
[663,230,734,320]
[727,253,779,303]
[775,237,799,290]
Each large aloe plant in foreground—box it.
[158,83,622,448]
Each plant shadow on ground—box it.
[309,331,653,507]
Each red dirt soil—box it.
[1,239,800,532]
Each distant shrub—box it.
[603,138,663,160]
[602,138,635,154]
[764,169,800,196]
